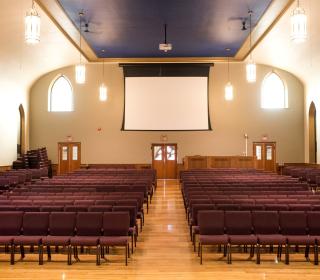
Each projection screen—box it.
[121,64,212,131]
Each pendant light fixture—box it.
[225,48,234,101]
[99,50,108,102]
[75,12,86,84]
[291,0,307,43]
[246,10,256,83]
[25,0,40,44]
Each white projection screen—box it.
[123,75,211,131]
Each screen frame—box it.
[120,63,213,132]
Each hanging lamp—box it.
[246,10,256,83]
[25,0,40,44]
[75,12,86,84]
[99,50,108,101]
[291,0,307,43]
[225,48,234,101]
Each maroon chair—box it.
[42,212,76,264]
[99,212,130,265]
[307,211,320,265]
[190,204,215,250]
[198,210,228,264]
[225,211,257,264]
[13,212,50,265]
[279,211,312,264]
[252,211,286,264]
[113,206,137,254]
[0,211,23,264]
[70,212,102,265]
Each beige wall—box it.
[30,63,304,164]
[0,83,29,166]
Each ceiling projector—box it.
[159,43,172,52]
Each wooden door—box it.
[264,142,276,172]
[58,142,81,175]
[253,142,276,172]
[253,143,264,170]
[152,143,177,179]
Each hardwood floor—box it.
[1,179,320,279]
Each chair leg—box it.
[39,244,43,265]
[190,226,193,241]
[200,244,203,265]
[278,245,282,260]
[47,246,51,261]
[315,244,319,265]
[125,244,128,266]
[55,246,59,253]
[96,245,100,266]
[131,235,134,254]
[20,245,25,259]
[250,245,254,258]
[228,244,232,264]
[193,233,196,252]
[218,244,222,252]
[223,245,227,257]
[256,244,260,264]
[67,245,72,265]
[74,246,80,261]
[127,243,130,258]
[10,244,15,265]
[305,245,310,260]
[30,245,34,253]
[101,245,105,258]
[285,244,289,265]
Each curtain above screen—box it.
[120,64,213,131]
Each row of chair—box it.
[0,211,131,265]
[197,210,320,265]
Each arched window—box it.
[261,72,288,109]
[48,75,73,112]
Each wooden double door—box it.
[58,142,81,175]
[152,143,177,179]
[253,142,276,172]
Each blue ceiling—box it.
[58,0,272,58]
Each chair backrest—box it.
[76,212,103,236]
[49,212,76,236]
[279,211,307,235]
[112,206,136,227]
[88,205,112,212]
[264,204,289,211]
[307,211,320,235]
[40,206,64,212]
[102,212,130,236]
[225,211,252,235]
[95,200,117,206]
[252,211,279,234]
[191,204,215,225]
[0,211,23,235]
[216,204,239,211]
[64,206,88,212]
[198,210,224,235]
[22,212,49,235]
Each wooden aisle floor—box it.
[1,179,320,279]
